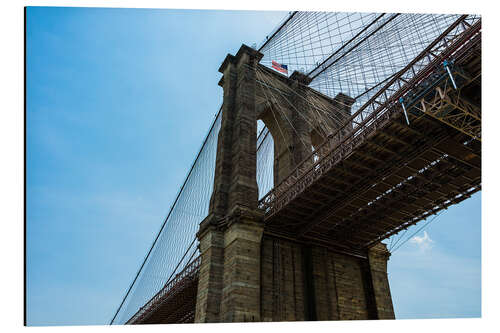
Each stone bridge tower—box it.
[195,44,395,323]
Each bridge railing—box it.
[258,15,481,220]
[126,256,201,324]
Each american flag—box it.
[272,60,288,74]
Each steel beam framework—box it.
[259,16,481,250]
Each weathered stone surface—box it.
[195,44,394,324]
[261,236,306,321]
[259,235,393,321]
[221,218,264,322]
[196,44,265,323]
[195,215,224,323]
[368,243,395,319]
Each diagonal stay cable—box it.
[110,107,222,325]
[162,237,197,287]
[391,210,443,253]
[308,13,396,80]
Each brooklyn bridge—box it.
[110,12,481,324]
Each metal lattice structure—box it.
[259,15,481,250]
[111,11,481,325]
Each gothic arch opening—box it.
[256,102,308,189]
[256,119,274,200]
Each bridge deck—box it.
[264,115,480,251]
[127,257,200,324]
[260,26,481,252]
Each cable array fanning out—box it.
[111,12,480,324]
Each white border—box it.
[2,0,498,332]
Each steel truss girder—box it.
[413,83,481,141]
[259,16,481,249]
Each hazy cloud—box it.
[410,231,434,251]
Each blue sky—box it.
[26,7,481,326]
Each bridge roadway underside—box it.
[263,49,481,254]
[131,275,199,324]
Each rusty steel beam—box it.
[364,183,480,247]
[295,125,450,238]
[330,160,476,239]
[259,18,480,250]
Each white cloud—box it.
[410,231,434,251]
[388,231,481,319]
